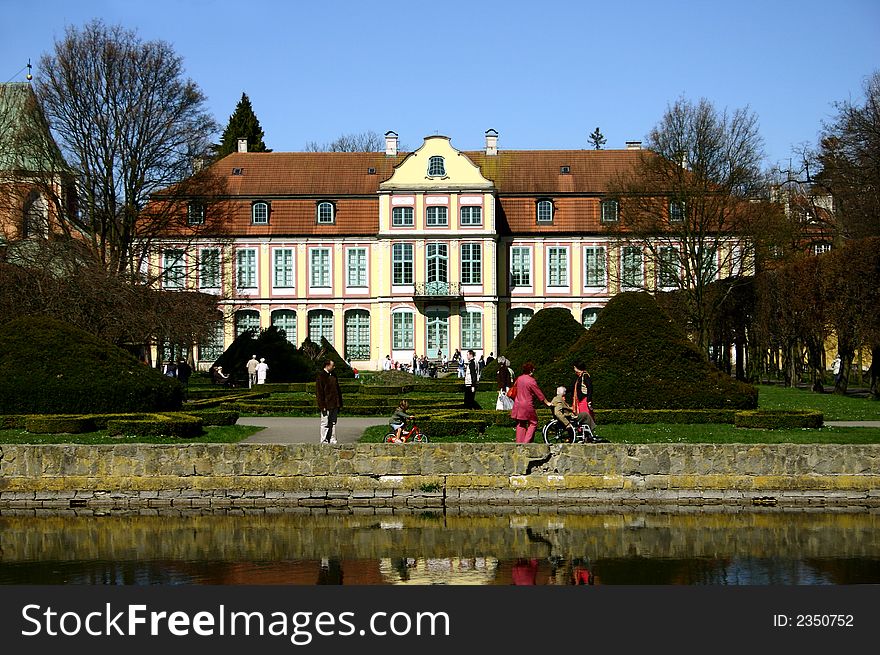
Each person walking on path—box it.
[316,359,343,444]
[256,357,269,384]
[571,361,598,434]
[246,355,259,388]
[510,361,551,443]
[464,349,481,409]
[832,354,842,385]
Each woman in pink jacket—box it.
[510,361,552,443]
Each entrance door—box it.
[426,307,449,359]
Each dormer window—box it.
[600,199,619,223]
[536,199,553,223]
[187,202,205,225]
[251,201,269,225]
[427,156,446,177]
[317,201,335,224]
[560,165,570,174]
[669,200,686,222]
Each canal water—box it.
[1,509,878,585]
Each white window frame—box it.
[583,246,606,288]
[199,248,221,290]
[547,247,568,287]
[510,246,531,288]
[459,205,482,226]
[509,308,533,341]
[537,199,553,223]
[460,310,483,349]
[347,247,368,287]
[273,248,295,289]
[669,200,686,223]
[317,201,335,224]
[426,243,449,284]
[582,308,600,329]
[622,246,644,288]
[308,309,334,344]
[163,249,185,289]
[236,248,257,290]
[658,246,680,288]
[392,311,415,350]
[309,248,331,288]
[392,206,414,227]
[427,156,446,177]
[460,243,482,285]
[392,243,414,286]
[271,309,297,344]
[600,199,619,223]
[344,309,370,359]
[252,201,269,225]
[235,309,260,336]
[426,206,448,227]
[187,202,205,226]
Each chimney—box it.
[626,141,642,150]
[485,128,498,156]
[385,131,398,157]
[237,138,248,153]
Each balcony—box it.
[413,281,462,299]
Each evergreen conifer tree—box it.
[215,92,270,158]
[588,127,606,150]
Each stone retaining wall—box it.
[1,443,879,509]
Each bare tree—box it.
[35,19,222,278]
[304,130,385,152]
[607,97,768,355]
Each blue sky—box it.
[1,0,878,167]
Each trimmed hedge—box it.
[734,410,824,429]
[418,417,489,436]
[0,317,183,414]
[24,415,97,434]
[106,413,204,438]
[0,415,26,429]
[538,293,758,410]
[182,410,240,426]
[362,385,414,396]
[594,409,737,424]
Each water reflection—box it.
[1,509,878,585]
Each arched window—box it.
[582,308,600,329]
[308,309,334,344]
[252,201,269,225]
[316,201,335,224]
[271,309,297,344]
[345,309,370,360]
[508,308,533,342]
[199,321,226,361]
[22,192,47,238]
[536,199,553,223]
[427,156,446,177]
[235,310,260,337]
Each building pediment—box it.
[380,136,494,192]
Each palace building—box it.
[151,130,729,369]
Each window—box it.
[426,308,449,356]
[310,248,331,287]
[547,247,568,287]
[252,202,269,225]
[317,201,335,224]
[22,192,47,238]
[308,309,334,344]
[347,248,367,287]
[426,243,448,284]
[813,243,832,256]
[236,249,257,289]
[271,309,297,344]
[508,308,533,341]
[235,310,260,337]
[199,321,225,361]
[537,199,553,223]
[163,249,185,289]
[392,206,413,227]
[427,156,446,177]
[392,243,413,285]
[273,248,295,288]
[510,247,531,287]
[187,202,205,225]
[460,206,482,226]
[622,246,643,287]
[658,246,679,287]
[560,165,571,174]
[199,248,220,289]
[392,311,414,350]
[426,206,448,227]
[582,308,600,329]
[600,199,619,223]
[583,246,606,287]
[669,200,685,222]
[345,310,370,360]
[461,310,482,349]
[461,243,482,285]
[699,246,718,280]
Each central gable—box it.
[380,136,494,191]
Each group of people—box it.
[162,359,192,386]
[211,355,268,388]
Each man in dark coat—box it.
[463,349,481,409]
[316,359,343,444]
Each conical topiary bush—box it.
[0,317,183,414]
[537,292,757,409]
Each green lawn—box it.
[756,384,880,421]
[0,424,263,445]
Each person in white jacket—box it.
[256,357,269,384]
